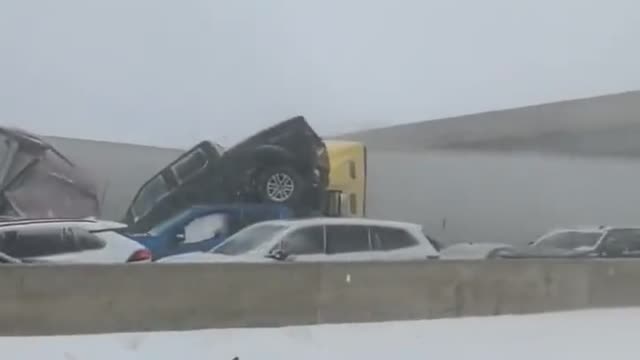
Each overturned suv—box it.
[123,116,330,232]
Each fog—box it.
[2,0,640,147]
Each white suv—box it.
[158,217,440,263]
[0,218,151,263]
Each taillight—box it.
[127,249,152,262]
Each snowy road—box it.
[3,308,637,359]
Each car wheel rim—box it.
[266,173,295,202]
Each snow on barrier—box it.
[0,259,639,335]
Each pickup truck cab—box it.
[123,116,329,233]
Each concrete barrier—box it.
[0,260,637,335]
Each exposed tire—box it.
[256,166,305,205]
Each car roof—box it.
[545,228,605,234]
[0,217,127,231]
[546,226,640,234]
[250,217,422,229]
[186,203,291,212]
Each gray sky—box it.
[2,0,640,148]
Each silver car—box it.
[158,217,440,263]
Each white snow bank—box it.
[3,308,638,359]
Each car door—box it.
[370,226,426,260]
[123,142,222,232]
[274,226,325,261]
[324,224,374,261]
[172,212,232,256]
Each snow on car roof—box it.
[544,225,640,235]
[0,217,127,231]
[252,217,423,229]
[543,228,605,235]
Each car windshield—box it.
[130,175,170,220]
[211,223,287,255]
[147,209,200,236]
[0,134,14,183]
[422,228,443,251]
[602,229,640,247]
[534,231,603,250]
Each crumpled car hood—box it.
[0,127,100,218]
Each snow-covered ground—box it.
[3,308,637,359]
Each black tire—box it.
[256,166,305,205]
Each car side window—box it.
[325,225,370,254]
[183,213,229,244]
[626,234,640,252]
[131,175,169,218]
[170,148,208,184]
[370,227,418,251]
[280,226,325,255]
[603,230,640,255]
[73,228,106,251]
[0,227,104,258]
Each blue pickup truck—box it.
[125,203,293,260]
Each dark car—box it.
[495,226,640,259]
[0,127,100,218]
[123,116,330,232]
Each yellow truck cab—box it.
[324,140,367,217]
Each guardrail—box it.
[1,260,638,335]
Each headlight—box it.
[316,147,326,156]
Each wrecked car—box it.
[123,116,330,232]
[0,127,100,218]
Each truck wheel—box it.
[257,166,304,205]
